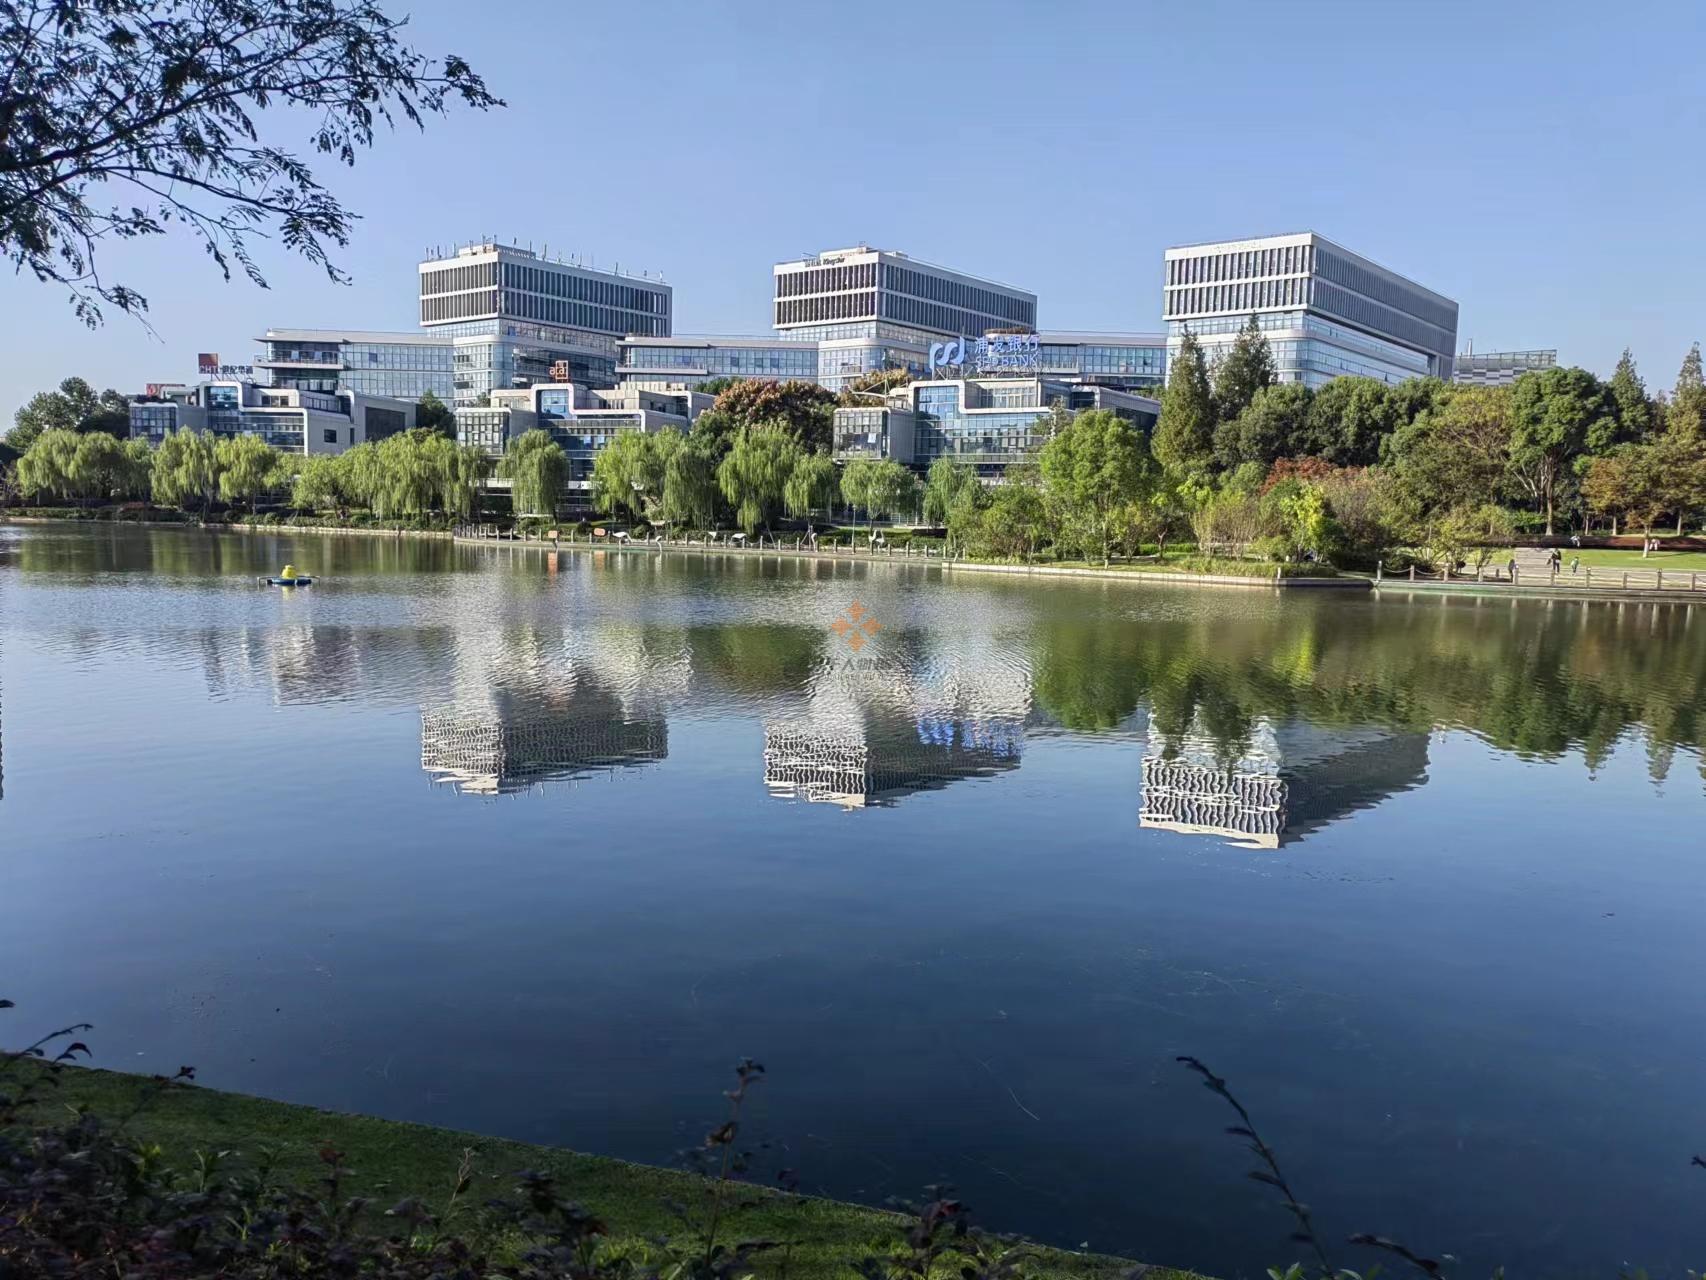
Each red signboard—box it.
[197,353,219,375]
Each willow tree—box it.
[718,426,801,534]
[593,430,674,522]
[217,435,282,514]
[783,452,838,519]
[151,428,220,515]
[662,435,722,529]
[498,430,567,517]
[15,428,82,501]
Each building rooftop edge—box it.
[771,247,1036,299]
[1163,231,1457,309]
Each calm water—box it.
[3,524,1705,1277]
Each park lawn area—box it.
[16,1065,1180,1280]
[1566,547,1706,571]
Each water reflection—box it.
[1142,722,1429,848]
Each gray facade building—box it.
[420,241,673,406]
[255,328,453,401]
[1452,348,1557,386]
[773,245,1036,339]
[1163,233,1459,387]
[129,380,415,454]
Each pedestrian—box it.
[1570,555,1580,574]
[1506,555,1518,580]
[1571,532,1582,549]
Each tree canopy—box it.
[0,0,501,324]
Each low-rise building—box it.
[833,377,1159,481]
[1452,348,1557,386]
[128,381,416,453]
[456,382,712,499]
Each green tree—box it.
[497,430,567,517]
[783,452,838,519]
[292,454,347,512]
[1607,348,1655,443]
[1581,446,1665,545]
[593,430,676,522]
[8,377,125,450]
[1386,384,1513,514]
[14,428,82,501]
[1210,316,1274,423]
[0,0,499,325]
[860,459,918,524]
[661,435,723,529]
[1508,367,1612,534]
[372,430,451,516]
[921,456,979,524]
[1038,408,1152,565]
[1303,376,1396,465]
[339,442,385,512]
[1213,383,1311,469]
[151,428,221,515]
[710,380,837,452]
[695,377,745,397]
[117,437,153,499]
[973,476,1050,561]
[1154,329,1214,476]
[718,426,802,534]
[439,440,490,518]
[1668,343,1706,441]
[416,391,456,439]
[216,435,282,513]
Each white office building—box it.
[129,381,416,454]
[1163,233,1459,387]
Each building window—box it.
[322,428,338,444]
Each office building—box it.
[619,331,1165,396]
[420,241,673,406]
[1453,347,1557,386]
[129,380,415,453]
[254,328,454,401]
[833,377,1159,480]
[1163,233,1458,387]
[456,381,710,500]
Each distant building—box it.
[419,241,673,406]
[833,376,1159,481]
[456,381,711,501]
[254,328,453,401]
[619,330,1166,397]
[129,380,415,453]
[1163,232,1459,387]
[1452,348,1557,386]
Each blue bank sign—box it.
[927,332,1041,377]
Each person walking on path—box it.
[1506,555,1519,581]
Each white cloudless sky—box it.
[3,0,1703,423]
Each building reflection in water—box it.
[763,621,1031,808]
[422,683,667,797]
[1141,721,1429,848]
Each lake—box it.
[2,522,1704,1278]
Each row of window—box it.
[619,345,820,377]
[498,291,670,336]
[1314,249,1457,333]
[342,343,453,370]
[775,292,876,326]
[1311,278,1453,358]
[1166,276,1312,318]
[422,291,497,324]
[882,264,1034,326]
[421,263,498,296]
[1168,243,1314,287]
[499,261,669,315]
[433,319,622,357]
[775,261,877,297]
[879,293,1034,339]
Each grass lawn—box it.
[16,1066,1182,1280]
[1564,548,1706,571]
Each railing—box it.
[1377,560,1706,593]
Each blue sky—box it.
[5,0,1703,423]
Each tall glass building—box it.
[1163,233,1458,387]
[420,241,673,406]
[255,329,453,400]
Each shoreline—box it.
[22,1063,1178,1280]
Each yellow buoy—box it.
[282,564,298,579]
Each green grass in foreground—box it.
[1565,547,1706,570]
[21,1066,1179,1280]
